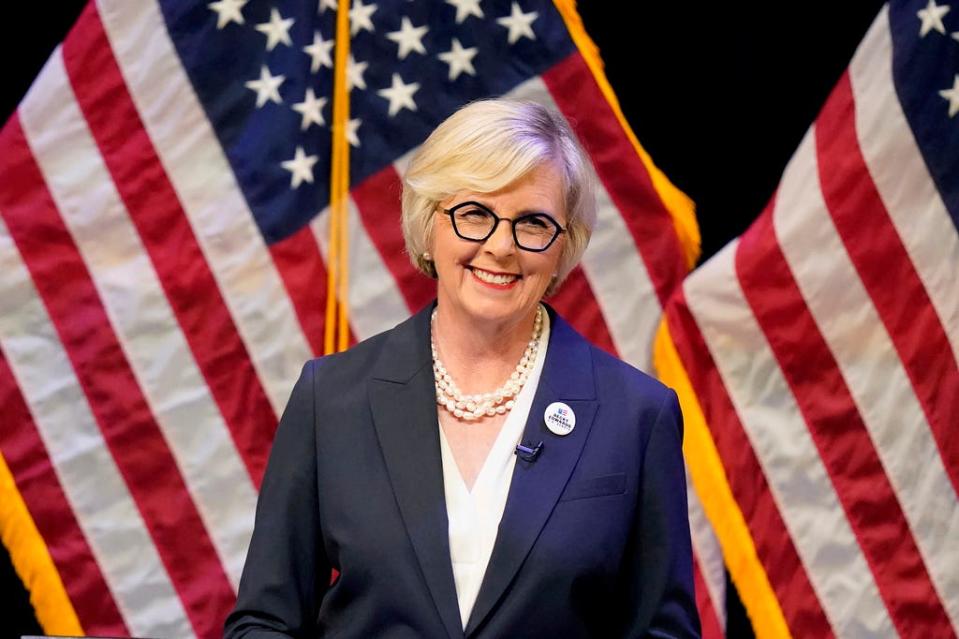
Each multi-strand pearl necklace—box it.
[431,306,544,421]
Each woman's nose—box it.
[483,218,517,255]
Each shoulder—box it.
[588,343,672,406]
[297,305,432,392]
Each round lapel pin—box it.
[544,402,575,436]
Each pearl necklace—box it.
[431,306,544,421]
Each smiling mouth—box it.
[468,266,520,286]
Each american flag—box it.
[655,2,959,636]
[0,0,711,636]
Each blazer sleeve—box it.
[622,389,701,638]
[224,360,331,638]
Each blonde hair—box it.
[401,99,596,294]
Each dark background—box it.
[1,1,884,636]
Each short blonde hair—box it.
[401,99,596,294]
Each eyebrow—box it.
[460,199,559,218]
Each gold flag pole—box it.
[326,0,351,354]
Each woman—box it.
[225,99,700,638]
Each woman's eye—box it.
[458,208,488,220]
[519,215,550,229]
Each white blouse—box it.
[437,310,551,629]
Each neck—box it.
[432,303,540,394]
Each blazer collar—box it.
[369,303,598,639]
[369,302,463,639]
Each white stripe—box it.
[686,472,726,630]
[20,50,257,591]
[684,242,894,638]
[310,200,410,340]
[96,0,313,414]
[0,217,192,639]
[849,5,959,365]
[506,76,661,371]
[776,128,959,630]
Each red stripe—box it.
[269,224,328,357]
[546,266,618,357]
[62,4,276,487]
[0,347,128,635]
[351,166,436,314]
[543,53,687,306]
[736,206,954,636]
[816,73,959,497]
[0,115,234,639]
[692,556,723,639]
[665,292,834,637]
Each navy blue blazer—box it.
[225,304,700,638]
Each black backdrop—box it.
[1,1,884,635]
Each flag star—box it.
[438,38,478,80]
[496,3,538,44]
[292,89,328,129]
[281,146,319,188]
[446,0,483,24]
[350,0,377,36]
[303,31,334,72]
[208,0,247,29]
[256,8,295,50]
[318,0,338,12]
[347,54,369,91]
[386,17,428,59]
[953,30,959,41]
[346,118,362,147]
[918,0,950,36]
[940,74,959,117]
[245,65,285,107]
[377,73,420,116]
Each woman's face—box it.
[430,163,566,329]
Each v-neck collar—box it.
[440,308,551,496]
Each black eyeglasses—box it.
[440,201,566,252]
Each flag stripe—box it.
[310,201,409,341]
[0,215,190,638]
[849,8,959,367]
[0,351,124,635]
[546,266,618,355]
[687,239,893,636]
[63,6,276,489]
[693,560,723,639]
[687,479,725,634]
[269,224,329,357]
[579,177,662,370]
[21,46,258,591]
[352,166,436,314]
[543,52,686,307]
[0,116,234,638]
[736,209,938,635]
[816,73,959,500]
[665,292,832,638]
[96,0,313,411]
[776,129,959,630]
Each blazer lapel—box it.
[369,305,463,639]
[465,309,598,636]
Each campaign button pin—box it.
[544,402,575,436]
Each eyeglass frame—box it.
[438,201,567,252]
